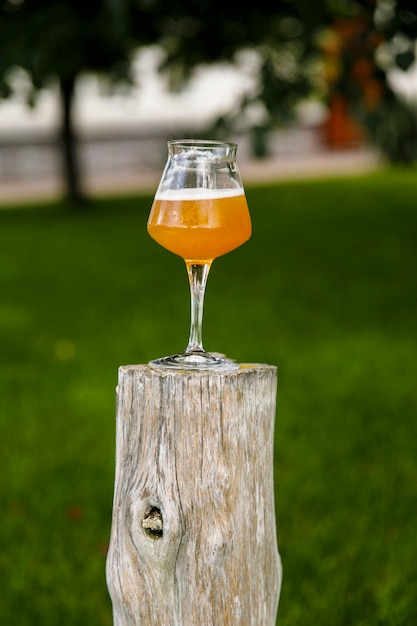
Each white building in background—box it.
[0,46,261,137]
[1,36,415,139]
[0,47,264,189]
[0,45,384,201]
[0,46,329,196]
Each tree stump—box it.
[106,364,282,626]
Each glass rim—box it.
[168,138,237,150]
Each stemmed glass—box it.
[147,139,252,371]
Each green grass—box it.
[1,169,416,625]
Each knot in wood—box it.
[142,506,163,539]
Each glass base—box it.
[149,350,239,372]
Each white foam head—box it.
[155,187,245,201]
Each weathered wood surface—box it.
[106,364,282,626]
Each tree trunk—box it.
[106,363,282,626]
[58,75,85,204]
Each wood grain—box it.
[106,364,282,625]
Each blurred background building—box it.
[0,47,380,203]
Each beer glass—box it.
[147,139,252,371]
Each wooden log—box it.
[106,364,282,626]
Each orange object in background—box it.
[323,93,364,148]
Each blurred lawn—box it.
[0,169,416,625]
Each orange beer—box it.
[147,188,252,262]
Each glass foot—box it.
[149,350,239,372]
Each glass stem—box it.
[185,262,212,354]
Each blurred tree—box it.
[0,0,158,202]
[2,0,417,203]
[0,0,338,203]
[145,0,417,164]
[152,0,337,147]
[321,0,417,163]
